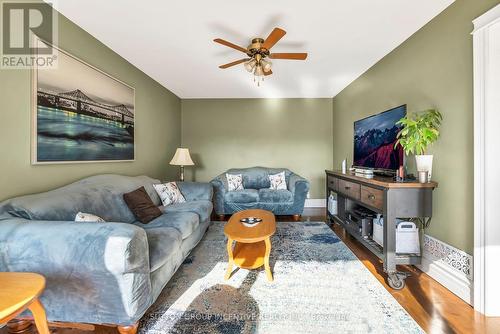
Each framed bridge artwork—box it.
[31,37,135,164]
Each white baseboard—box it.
[417,235,473,305]
[305,198,326,208]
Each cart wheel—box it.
[388,273,406,290]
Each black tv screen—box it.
[353,105,406,171]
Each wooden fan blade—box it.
[269,53,308,60]
[213,38,248,53]
[262,28,286,50]
[218,58,250,69]
[264,69,273,76]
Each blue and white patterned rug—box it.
[139,221,423,334]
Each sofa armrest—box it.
[0,218,151,324]
[288,173,310,196]
[210,174,227,215]
[177,182,213,202]
[288,174,310,215]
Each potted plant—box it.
[395,109,443,181]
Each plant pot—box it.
[415,155,433,181]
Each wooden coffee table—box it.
[224,209,276,282]
[0,272,50,334]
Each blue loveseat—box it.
[210,167,310,219]
[0,174,213,331]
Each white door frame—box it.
[473,4,500,316]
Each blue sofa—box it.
[0,174,213,332]
[210,167,310,219]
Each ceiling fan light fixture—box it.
[261,59,272,72]
[214,27,308,83]
[244,59,256,72]
[254,65,264,77]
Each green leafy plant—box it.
[395,109,443,155]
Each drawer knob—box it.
[368,194,376,200]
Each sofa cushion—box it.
[143,227,182,271]
[224,189,259,204]
[136,212,199,240]
[123,187,162,224]
[161,200,213,223]
[258,189,293,203]
[0,174,160,223]
[226,173,244,191]
[268,171,287,190]
[177,182,213,201]
[243,169,269,189]
[225,167,293,189]
[153,182,186,206]
[74,212,105,222]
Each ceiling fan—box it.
[214,27,308,85]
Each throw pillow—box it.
[153,182,186,206]
[269,171,287,190]
[226,173,244,191]
[75,212,105,223]
[123,186,162,224]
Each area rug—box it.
[139,221,424,334]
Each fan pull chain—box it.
[252,74,264,86]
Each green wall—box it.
[2,0,493,255]
[0,3,181,201]
[332,0,499,254]
[181,99,333,198]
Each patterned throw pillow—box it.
[226,173,244,191]
[75,212,105,223]
[153,182,186,206]
[269,171,287,190]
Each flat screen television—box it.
[353,105,406,172]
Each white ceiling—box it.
[53,0,454,98]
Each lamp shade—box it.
[169,148,194,166]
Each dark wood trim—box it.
[6,320,32,334]
[49,322,96,331]
[326,170,438,189]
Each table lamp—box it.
[170,148,194,181]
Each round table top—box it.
[0,273,46,322]
[224,209,276,242]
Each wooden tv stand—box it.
[325,170,437,289]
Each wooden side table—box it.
[0,272,50,334]
[224,209,276,282]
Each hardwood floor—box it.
[3,208,499,334]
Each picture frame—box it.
[31,37,136,164]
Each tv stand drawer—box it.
[327,175,338,191]
[338,179,360,200]
[360,186,384,210]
